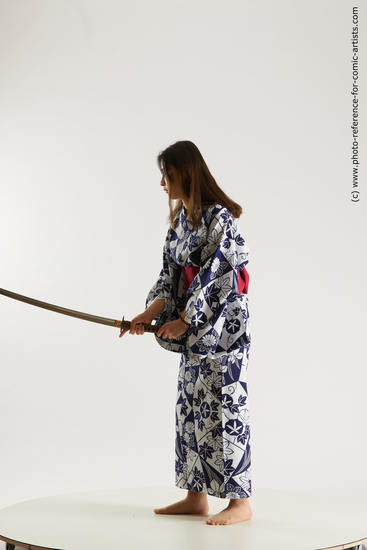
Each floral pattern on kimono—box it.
[146,204,251,360]
[145,204,252,499]
[175,347,251,499]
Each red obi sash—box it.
[184,265,249,294]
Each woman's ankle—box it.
[229,497,251,507]
[187,490,208,502]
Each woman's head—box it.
[157,140,242,228]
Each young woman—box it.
[120,141,252,525]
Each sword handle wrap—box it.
[118,317,160,334]
[118,317,186,337]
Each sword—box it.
[0,288,160,335]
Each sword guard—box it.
[119,316,133,334]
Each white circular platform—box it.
[0,486,366,550]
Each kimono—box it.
[146,204,251,499]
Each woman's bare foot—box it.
[206,498,252,525]
[154,490,209,515]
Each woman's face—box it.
[160,165,184,200]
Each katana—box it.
[0,288,160,335]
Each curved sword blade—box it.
[0,288,159,334]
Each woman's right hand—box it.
[119,311,154,338]
[119,299,165,338]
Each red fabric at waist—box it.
[184,266,249,294]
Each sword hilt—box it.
[118,317,187,338]
[118,316,160,335]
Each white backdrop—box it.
[0,0,366,511]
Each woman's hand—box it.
[119,311,154,338]
[157,318,188,340]
[119,299,165,338]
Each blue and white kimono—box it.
[146,204,252,499]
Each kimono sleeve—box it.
[145,227,187,353]
[184,207,250,358]
[145,230,172,319]
[146,255,168,308]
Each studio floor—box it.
[0,486,367,550]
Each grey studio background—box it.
[0,0,366,517]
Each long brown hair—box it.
[157,140,242,229]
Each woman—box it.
[120,141,252,525]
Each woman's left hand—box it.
[157,318,188,340]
